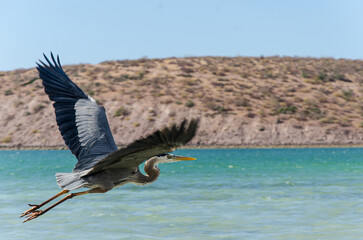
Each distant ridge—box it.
[1,56,363,148]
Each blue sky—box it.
[0,0,362,71]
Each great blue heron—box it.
[20,53,199,223]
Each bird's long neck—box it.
[138,157,161,185]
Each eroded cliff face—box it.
[1,56,363,148]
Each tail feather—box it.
[55,172,86,190]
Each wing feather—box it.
[37,53,118,171]
[85,118,199,175]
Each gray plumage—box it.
[21,53,198,222]
[36,53,199,191]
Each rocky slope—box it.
[1,56,363,148]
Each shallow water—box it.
[1,148,363,239]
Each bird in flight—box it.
[20,53,199,223]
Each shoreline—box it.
[2,144,363,150]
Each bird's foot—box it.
[22,210,44,223]
[20,204,40,218]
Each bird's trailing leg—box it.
[20,189,69,217]
[22,187,106,223]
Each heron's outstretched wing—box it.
[37,53,118,171]
[85,118,199,175]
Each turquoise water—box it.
[1,148,363,239]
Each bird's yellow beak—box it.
[173,155,197,161]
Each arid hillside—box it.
[1,56,363,148]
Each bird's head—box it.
[143,153,196,179]
[155,153,196,164]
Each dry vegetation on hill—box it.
[1,56,363,148]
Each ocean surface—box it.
[1,148,363,240]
